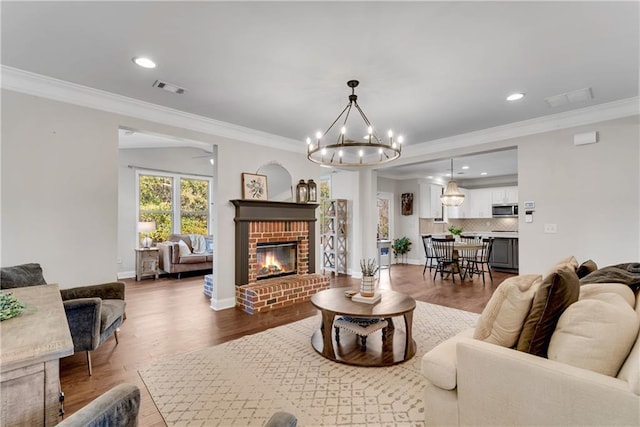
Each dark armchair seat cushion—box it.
[0,263,47,289]
[100,300,126,334]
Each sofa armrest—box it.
[63,298,102,351]
[57,383,140,427]
[60,282,125,301]
[421,328,475,390]
[158,241,179,266]
[456,338,640,426]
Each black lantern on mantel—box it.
[307,179,317,203]
[296,180,308,203]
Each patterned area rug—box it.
[138,302,478,427]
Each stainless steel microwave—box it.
[492,204,518,218]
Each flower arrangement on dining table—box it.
[448,225,464,236]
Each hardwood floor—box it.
[59,264,514,426]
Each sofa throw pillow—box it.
[516,266,580,357]
[473,274,543,347]
[548,292,639,377]
[177,239,191,257]
[545,255,578,277]
[576,259,597,279]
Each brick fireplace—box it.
[231,200,330,314]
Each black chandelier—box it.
[306,80,402,167]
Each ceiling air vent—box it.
[545,87,592,108]
[153,80,185,94]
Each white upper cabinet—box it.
[420,183,445,218]
[468,188,493,218]
[491,186,518,204]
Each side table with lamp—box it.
[136,222,159,281]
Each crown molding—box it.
[398,96,639,162]
[2,66,637,160]
[0,66,303,153]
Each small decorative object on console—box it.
[0,291,26,321]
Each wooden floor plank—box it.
[59,264,513,425]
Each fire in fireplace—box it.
[256,241,297,280]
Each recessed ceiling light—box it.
[132,57,156,69]
[461,165,469,170]
[427,175,433,179]
[506,92,525,101]
[480,172,488,176]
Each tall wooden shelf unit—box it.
[322,199,347,274]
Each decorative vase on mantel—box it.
[360,275,377,297]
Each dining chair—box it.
[459,234,481,278]
[421,235,438,276]
[431,238,463,283]
[466,237,494,284]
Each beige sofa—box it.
[422,260,640,426]
[157,234,212,277]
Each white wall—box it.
[518,116,639,273]
[395,179,422,264]
[2,91,119,287]
[1,90,320,311]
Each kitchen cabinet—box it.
[467,188,493,218]
[489,237,519,272]
[491,186,518,204]
[419,183,445,218]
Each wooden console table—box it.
[1,284,74,426]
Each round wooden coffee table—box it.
[310,288,416,366]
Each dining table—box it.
[451,241,484,278]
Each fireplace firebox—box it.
[256,241,297,280]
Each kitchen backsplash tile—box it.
[420,217,518,234]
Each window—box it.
[137,171,212,242]
[180,178,210,235]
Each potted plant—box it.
[359,258,379,297]
[392,237,412,264]
[448,225,464,241]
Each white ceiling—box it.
[2,2,638,180]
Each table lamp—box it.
[138,221,156,248]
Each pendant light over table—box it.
[440,159,465,207]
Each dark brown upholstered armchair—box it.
[57,383,140,427]
[0,263,126,375]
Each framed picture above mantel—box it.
[241,173,268,200]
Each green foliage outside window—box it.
[180,178,209,235]
[139,175,173,242]
[139,175,210,242]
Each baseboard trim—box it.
[118,271,135,279]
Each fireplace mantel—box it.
[231,199,319,285]
[230,199,319,222]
